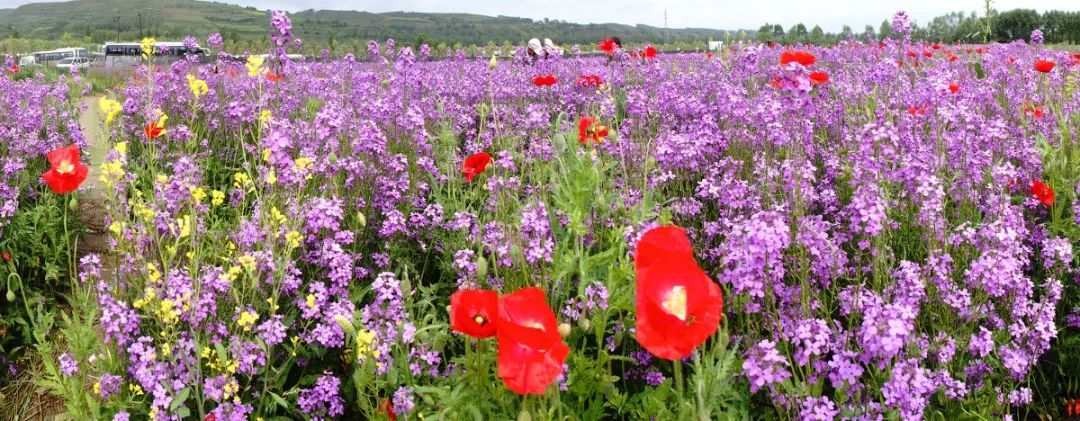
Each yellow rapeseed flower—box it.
[237,310,259,332]
[245,55,266,77]
[270,206,287,226]
[140,37,156,58]
[259,110,272,127]
[115,141,127,156]
[190,187,207,202]
[176,215,192,239]
[233,172,253,191]
[99,98,122,125]
[211,190,225,207]
[285,230,301,248]
[356,328,377,361]
[186,74,209,100]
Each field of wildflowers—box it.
[2,10,1079,421]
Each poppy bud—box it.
[558,323,572,338]
[475,255,488,280]
[489,54,498,70]
[334,314,356,336]
[69,196,79,212]
[446,304,452,313]
[357,212,366,228]
[5,289,14,302]
[517,409,532,421]
[578,318,590,331]
[327,152,338,164]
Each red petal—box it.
[496,287,568,394]
[635,256,723,360]
[450,289,499,338]
[635,226,694,270]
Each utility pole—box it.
[138,13,143,39]
[114,15,120,42]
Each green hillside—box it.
[0,0,742,50]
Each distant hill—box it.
[0,0,745,49]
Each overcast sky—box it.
[3,0,1076,32]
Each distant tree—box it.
[992,9,1040,42]
[879,20,893,39]
[756,23,773,42]
[809,25,825,44]
[839,25,853,40]
[789,23,808,43]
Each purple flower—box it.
[207,32,223,49]
[743,340,791,393]
[799,396,839,421]
[1030,29,1044,44]
[297,372,344,420]
[58,352,78,376]
[392,386,415,415]
[520,201,555,265]
[891,11,911,34]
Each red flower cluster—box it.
[532,74,557,87]
[598,38,618,55]
[577,116,609,144]
[1034,60,1055,73]
[1030,180,1054,206]
[634,226,723,360]
[450,288,569,395]
[808,71,829,85]
[266,71,284,82]
[948,83,960,94]
[576,75,603,87]
[40,145,89,194]
[144,120,165,139]
[461,152,493,183]
[1067,397,1080,417]
[643,45,657,59]
[1023,102,1045,119]
[779,50,816,67]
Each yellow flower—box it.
[285,230,301,248]
[237,254,256,271]
[266,169,277,185]
[190,187,207,202]
[146,263,162,283]
[115,141,127,156]
[133,286,156,309]
[305,294,317,311]
[245,55,266,77]
[159,299,180,325]
[233,172,253,191]
[356,329,377,361]
[270,206,287,226]
[93,381,101,396]
[237,310,259,332]
[211,190,225,207]
[259,110,272,127]
[140,37,156,58]
[186,74,209,100]
[293,157,314,179]
[176,215,192,239]
[99,98,122,125]
[108,221,125,236]
[130,384,144,396]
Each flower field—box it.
[2,11,1080,421]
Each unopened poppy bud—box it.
[446,304,452,313]
[578,319,590,331]
[517,409,532,421]
[69,196,79,212]
[557,323,572,338]
[333,314,356,335]
[5,289,14,302]
[356,212,366,228]
[489,54,498,70]
[475,255,488,280]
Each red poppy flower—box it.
[635,246,723,361]
[229,67,236,78]
[1032,107,1044,119]
[531,74,557,87]
[203,414,217,421]
[496,287,569,395]
[931,43,942,50]
[906,51,917,58]
[266,72,284,82]
[1,251,10,262]
[40,145,89,194]
[767,41,776,48]
[450,289,499,338]
[948,83,960,94]
[1030,180,1054,206]
[1034,60,1055,73]
[643,45,657,59]
[922,51,933,58]
[144,120,165,139]
[598,38,617,55]
[779,50,815,66]
[461,152,493,183]
[577,116,608,144]
[576,75,602,87]
[379,398,397,421]
[634,226,694,271]
[7,64,17,74]
[706,52,713,60]
[949,55,958,62]
[808,71,829,85]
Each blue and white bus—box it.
[101,42,206,67]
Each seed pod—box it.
[475,255,488,280]
[69,196,79,212]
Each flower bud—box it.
[6,289,15,302]
[557,323,572,338]
[517,409,532,421]
[333,314,356,336]
[356,212,366,228]
[578,318,590,331]
[69,196,79,212]
[475,255,488,280]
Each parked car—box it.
[18,56,37,66]
[55,57,93,70]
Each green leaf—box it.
[170,387,190,411]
